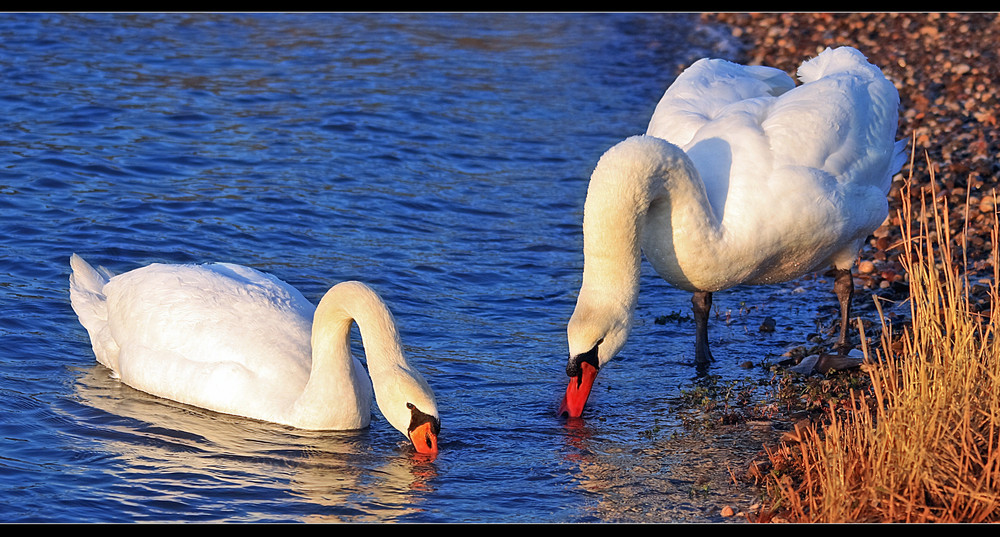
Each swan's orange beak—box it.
[409,421,439,455]
[558,360,598,418]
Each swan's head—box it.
[373,365,441,456]
[405,401,440,456]
[559,298,632,418]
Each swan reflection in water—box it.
[72,364,438,522]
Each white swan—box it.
[69,254,440,454]
[560,47,907,417]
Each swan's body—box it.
[560,47,906,417]
[69,254,440,454]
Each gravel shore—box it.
[700,15,1000,521]
[707,12,1000,314]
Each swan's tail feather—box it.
[796,46,879,84]
[69,254,119,371]
[69,253,112,294]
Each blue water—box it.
[0,13,840,523]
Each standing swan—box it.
[69,254,440,454]
[560,47,907,418]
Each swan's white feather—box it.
[641,46,905,290]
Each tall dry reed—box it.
[762,156,1000,523]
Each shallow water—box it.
[1,13,840,523]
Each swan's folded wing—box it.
[115,342,305,424]
[764,47,903,193]
[103,264,314,382]
[646,57,795,147]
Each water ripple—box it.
[0,12,800,523]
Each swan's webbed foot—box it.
[692,291,715,364]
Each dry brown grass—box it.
[757,154,1000,523]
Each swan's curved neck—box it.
[312,281,405,371]
[293,281,404,427]
[579,136,721,306]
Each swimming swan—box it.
[560,47,907,418]
[69,254,440,454]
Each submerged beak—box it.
[408,420,439,455]
[558,359,599,418]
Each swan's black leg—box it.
[833,267,854,354]
[692,291,714,364]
